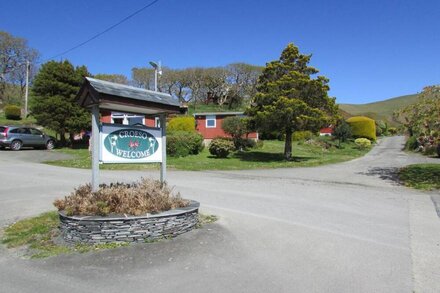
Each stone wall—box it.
[59,201,199,244]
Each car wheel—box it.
[46,140,55,150]
[10,140,22,151]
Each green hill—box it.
[339,94,419,125]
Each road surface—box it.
[0,136,438,293]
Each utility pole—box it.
[24,60,29,118]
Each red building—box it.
[193,112,258,144]
[101,111,160,128]
[101,111,258,144]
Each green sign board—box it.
[100,124,162,163]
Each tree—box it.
[395,85,440,136]
[94,73,128,85]
[31,60,91,146]
[247,43,338,160]
[0,31,39,106]
[226,63,263,109]
[221,116,248,149]
[131,67,155,89]
[333,120,352,147]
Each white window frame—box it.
[154,117,161,128]
[205,115,216,128]
[111,112,145,126]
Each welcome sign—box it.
[100,124,162,163]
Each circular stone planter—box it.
[58,201,200,244]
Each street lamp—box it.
[149,61,162,92]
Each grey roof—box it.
[193,112,245,116]
[85,77,180,107]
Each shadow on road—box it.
[358,167,402,185]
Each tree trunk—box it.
[59,130,66,146]
[69,132,75,146]
[284,129,292,160]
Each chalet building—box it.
[319,126,334,136]
[100,110,258,145]
[193,112,258,144]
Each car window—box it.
[0,127,5,132]
[30,128,43,135]
[10,128,30,134]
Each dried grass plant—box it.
[54,178,189,216]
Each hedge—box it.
[346,116,376,140]
[168,116,195,132]
[4,105,21,120]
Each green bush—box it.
[209,138,235,158]
[354,138,371,149]
[4,105,21,120]
[168,116,195,132]
[388,127,398,135]
[405,136,418,150]
[333,120,352,143]
[346,116,376,141]
[292,130,314,141]
[167,131,204,157]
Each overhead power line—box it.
[2,0,161,74]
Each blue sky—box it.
[1,0,439,104]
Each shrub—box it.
[346,116,376,141]
[405,136,418,150]
[209,138,234,158]
[167,131,204,157]
[292,130,314,141]
[333,120,352,144]
[4,104,21,120]
[388,127,398,135]
[53,178,189,216]
[168,116,195,132]
[222,116,249,149]
[354,138,371,149]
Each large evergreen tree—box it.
[31,60,90,145]
[248,43,338,160]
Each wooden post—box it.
[160,114,166,184]
[91,105,100,191]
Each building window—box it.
[206,115,216,128]
[155,117,161,128]
[111,112,144,126]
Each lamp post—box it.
[149,61,162,91]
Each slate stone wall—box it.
[59,201,199,244]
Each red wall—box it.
[195,115,258,139]
[101,111,112,123]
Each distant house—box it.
[319,126,334,136]
[193,112,258,144]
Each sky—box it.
[1,0,439,104]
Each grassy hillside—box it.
[339,94,419,125]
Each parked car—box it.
[0,126,56,151]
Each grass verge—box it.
[46,139,370,171]
[398,164,440,190]
[1,211,217,258]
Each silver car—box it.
[0,126,56,151]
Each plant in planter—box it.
[54,178,189,216]
[53,178,200,244]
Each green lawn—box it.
[1,211,217,258]
[47,139,370,171]
[399,163,440,190]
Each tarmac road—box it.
[0,136,439,293]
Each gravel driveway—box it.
[0,136,438,293]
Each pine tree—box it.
[248,43,338,160]
[31,60,90,146]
